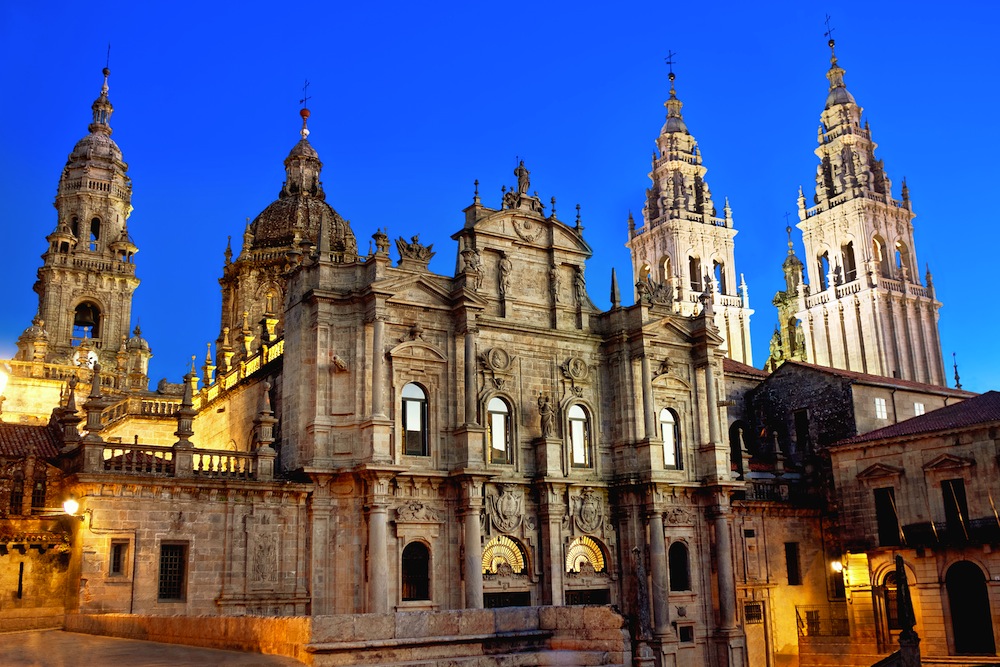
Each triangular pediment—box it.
[922,453,974,471]
[382,273,454,309]
[857,463,905,480]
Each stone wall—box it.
[66,606,631,666]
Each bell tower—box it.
[19,67,139,369]
[790,39,945,384]
[626,68,753,364]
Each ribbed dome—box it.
[250,196,356,254]
[825,86,856,109]
[661,116,688,134]
[287,138,319,159]
[126,326,150,352]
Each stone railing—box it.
[72,441,274,481]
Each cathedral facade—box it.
[2,37,995,667]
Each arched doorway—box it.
[946,561,995,655]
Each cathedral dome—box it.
[250,196,356,254]
[126,326,150,352]
[825,85,856,109]
[69,131,123,163]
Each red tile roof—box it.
[0,423,61,458]
[723,357,768,378]
[777,360,974,398]
[836,390,1000,446]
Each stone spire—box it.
[89,67,114,135]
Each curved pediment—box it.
[389,339,448,364]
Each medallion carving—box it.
[488,483,524,533]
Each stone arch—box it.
[401,540,432,601]
[945,560,995,655]
[565,535,607,574]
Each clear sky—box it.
[1,1,996,391]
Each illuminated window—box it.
[482,535,527,575]
[401,542,430,601]
[157,543,187,601]
[565,536,606,573]
[874,397,888,419]
[402,383,428,456]
[914,402,925,416]
[660,408,681,468]
[487,397,512,464]
[669,542,690,591]
[568,405,592,468]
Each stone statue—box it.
[396,235,435,261]
[498,252,512,297]
[574,267,586,306]
[549,265,560,303]
[515,160,530,195]
[537,394,554,437]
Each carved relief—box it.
[396,500,443,522]
[560,356,590,383]
[480,347,516,391]
[488,483,524,533]
[250,533,278,584]
[512,217,542,242]
[573,488,604,534]
[664,506,695,526]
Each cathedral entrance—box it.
[945,561,996,655]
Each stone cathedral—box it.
[3,38,996,667]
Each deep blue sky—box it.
[1,2,996,391]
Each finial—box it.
[664,50,677,85]
[610,268,621,309]
[550,196,557,218]
[224,235,233,265]
[953,352,962,390]
[473,179,480,205]
[205,342,213,363]
[824,14,837,57]
[190,355,197,375]
[575,204,582,232]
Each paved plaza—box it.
[0,630,306,667]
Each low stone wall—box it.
[66,606,630,666]
[0,607,65,633]
[65,613,312,662]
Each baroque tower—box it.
[626,71,753,364]
[216,108,358,373]
[786,39,944,384]
[17,68,140,372]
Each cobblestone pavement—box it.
[0,630,306,666]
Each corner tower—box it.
[19,67,139,368]
[626,70,753,364]
[790,39,944,384]
[216,109,357,371]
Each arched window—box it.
[713,259,727,294]
[487,397,512,464]
[568,404,592,468]
[816,252,831,290]
[638,263,652,283]
[89,217,101,251]
[402,383,428,456]
[660,408,681,469]
[882,571,900,631]
[70,216,80,239]
[841,241,857,282]
[72,301,101,341]
[689,256,702,292]
[873,235,890,276]
[401,542,430,601]
[565,536,606,573]
[30,473,46,510]
[9,472,24,515]
[669,542,691,591]
[660,256,672,285]
[894,241,911,278]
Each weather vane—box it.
[299,79,311,109]
[664,50,677,79]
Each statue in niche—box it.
[574,267,586,306]
[462,248,483,290]
[515,160,530,194]
[537,394,554,437]
[549,264,560,303]
[498,252,512,297]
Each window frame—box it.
[874,397,888,420]
[401,383,429,457]
[487,396,513,465]
[660,408,681,469]
[157,542,188,602]
[567,404,592,468]
[401,541,431,602]
[785,542,802,586]
[110,540,130,578]
[668,541,691,591]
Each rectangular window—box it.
[744,602,764,625]
[157,543,187,601]
[914,402,925,416]
[942,478,969,537]
[874,487,901,546]
[874,397,888,419]
[30,477,46,510]
[785,542,802,585]
[9,478,24,515]
[678,625,695,643]
[571,419,589,466]
[110,541,129,577]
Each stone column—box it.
[464,328,478,426]
[461,487,484,608]
[371,317,386,418]
[368,500,390,613]
[640,353,656,440]
[648,511,670,636]
[714,508,737,631]
[704,362,720,446]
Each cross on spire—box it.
[664,50,677,82]
[299,79,311,109]
[824,14,836,43]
